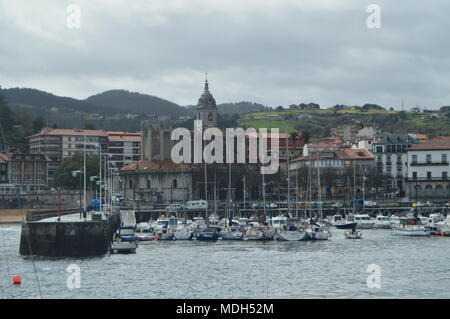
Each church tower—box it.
[196,77,218,128]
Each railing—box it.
[411,161,449,166]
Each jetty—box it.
[19,209,120,257]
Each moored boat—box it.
[391,217,430,236]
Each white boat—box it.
[345,230,362,239]
[268,215,288,230]
[391,217,430,236]
[220,227,245,240]
[276,225,307,241]
[245,222,275,240]
[110,235,137,253]
[173,228,194,240]
[344,223,362,239]
[351,214,375,229]
[136,222,152,233]
[305,219,330,240]
[374,215,391,229]
[436,216,450,236]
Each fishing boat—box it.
[276,224,308,241]
[391,217,430,236]
[136,222,152,233]
[153,216,174,240]
[344,223,362,239]
[374,215,391,229]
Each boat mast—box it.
[317,151,322,221]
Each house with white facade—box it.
[406,136,450,201]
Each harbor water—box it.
[1,224,449,299]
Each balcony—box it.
[410,161,449,166]
[406,177,449,182]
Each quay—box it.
[19,209,120,257]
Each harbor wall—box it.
[19,210,120,257]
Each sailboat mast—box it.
[317,152,322,220]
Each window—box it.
[442,154,447,163]
[146,180,151,189]
[376,146,383,153]
[412,155,417,164]
[443,172,448,180]
[208,113,213,121]
[129,180,133,189]
[426,154,432,164]
[427,171,432,180]
[172,179,177,188]
[412,172,417,179]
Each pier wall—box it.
[19,209,120,257]
[0,191,95,209]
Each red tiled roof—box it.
[408,136,450,151]
[293,148,374,161]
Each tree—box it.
[54,152,100,189]
[32,116,46,133]
[300,131,311,144]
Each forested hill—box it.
[85,90,190,116]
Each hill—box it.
[238,108,450,139]
[85,90,190,116]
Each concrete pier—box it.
[19,210,120,257]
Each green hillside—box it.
[239,108,450,138]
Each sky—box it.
[1,0,449,109]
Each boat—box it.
[173,228,194,240]
[391,217,430,236]
[116,226,137,242]
[276,224,307,241]
[152,216,174,240]
[305,219,330,240]
[344,223,362,239]
[196,228,220,241]
[136,233,155,242]
[245,222,275,241]
[435,216,450,236]
[350,214,375,229]
[374,215,391,229]
[136,222,152,233]
[220,225,245,240]
[110,234,137,254]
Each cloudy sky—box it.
[1,0,449,109]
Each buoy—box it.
[12,275,22,285]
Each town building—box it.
[28,128,141,181]
[406,136,450,200]
[371,132,419,195]
[0,152,50,192]
[290,147,375,200]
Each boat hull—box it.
[344,231,362,239]
[276,231,307,241]
[196,232,220,241]
[335,222,357,230]
[392,227,430,236]
[220,231,244,240]
[173,230,194,240]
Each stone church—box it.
[119,79,263,206]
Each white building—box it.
[406,136,450,200]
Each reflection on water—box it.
[1,225,450,299]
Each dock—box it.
[19,209,120,257]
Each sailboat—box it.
[220,163,244,240]
[305,152,330,240]
[196,162,220,241]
